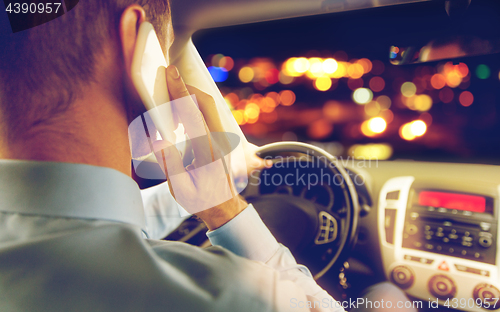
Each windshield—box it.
[193,0,500,165]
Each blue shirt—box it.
[0,160,344,312]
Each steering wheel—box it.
[245,142,360,280]
[165,141,359,280]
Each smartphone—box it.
[131,22,177,144]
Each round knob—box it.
[473,283,500,310]
[391,266,414,289]
[479,236,493,248]
[428,275,456,300]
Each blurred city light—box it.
[376,95,391,110]
[219,56,234,71]
[352,88,373,104]
[348,143,393,160]
[400,120,427,141]
[430,74,446,89]
[476,64,491,79]
[459,91,474,107]
[293,57,310,74]
[369,77,385,92]
[401,82,417,97]
[208,66,229,82]
[368,117,387,133]
[280,90,296,106]
[314,77,332,91]
[239,67,254,83]
[322,58,338,74]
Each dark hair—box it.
[0,1,170,143]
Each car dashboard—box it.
[347,161,500,311]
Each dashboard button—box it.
[428,275,456,300]
[479,236,492,248]
[473,284,500,310]
[391,266,414,289]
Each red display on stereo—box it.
[418,191,486,213]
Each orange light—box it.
[446,71,462,88]
[430,74,446,89]
[456,63,469,78]
[307,119,333,139]
[399,120,427,141]
[232,110,245,125]
[244,103,260,119]
[368,117,387,133]
[280,90,296,106]
[369,77,385,92]
[347,63,364,79]
[239,67,254,83]
[265,92,280,105]
[219,56,234,71]
[459,91,474,107]
[357,58,373,74]
[261,110,278,124]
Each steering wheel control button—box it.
[315,211,337,245]
[391,266,414,289]
[473,284,500,310]
[437,261,449,271]
[428,275,456,300]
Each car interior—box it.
[132,0,500,311]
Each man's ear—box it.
[119,5,146,79]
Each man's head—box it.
[0,1,172,149]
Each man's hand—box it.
[152,65,248,231]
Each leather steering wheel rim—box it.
[254,141,360,280]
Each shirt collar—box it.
[0,159,146,229]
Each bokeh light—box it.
[369,77,385,92]
[322,58,338,74]
[476,64,491,79]
[347,63,364,79]
[376,95,391,110]
[400,120,427,141]
[293,57,310,74]
[280,90,296,106]
[208,66,228,82]
[314,77,332,91]
[219,56,234,71]
[348,144,393,160]
[459,91,474,107]
[430,74,446,89]
[368,117,387,133]
[401,82,417,97]
[352,88,373,105]
[239,67,254,83]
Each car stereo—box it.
[402,189,497,265]
[378,177,500,311]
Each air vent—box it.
[386,190,400,200]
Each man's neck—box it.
[1,83,132,177]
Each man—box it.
[0,1,414,311]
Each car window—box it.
[193,0,500,165]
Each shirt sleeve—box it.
[140,182,190,239]
[207,205,346,312]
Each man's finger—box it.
[165,65,213,164]
[185,85,224,133]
